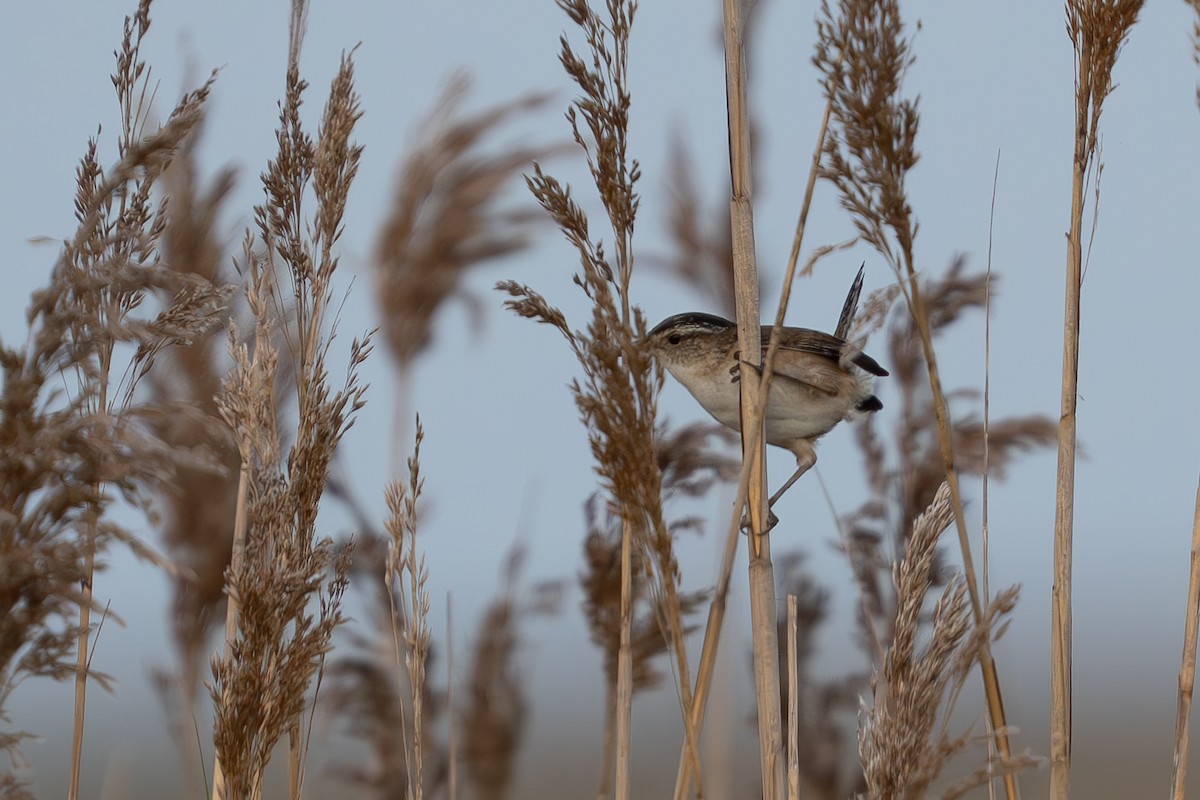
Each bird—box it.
[644,267,887,512]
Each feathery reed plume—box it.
[209,13,370,795]
[375,75,560,374]
[331,75,565,796]
[858,483,1029,798]
[581,422,726,796]
[866,262,1056,539]
[498,0,705,795]
[67,6,224,794]
[327,529,445,799]
[814,0,1022,790]
[0,748,33,800]
[139,121,244,800]
[461,545,561,800]
[655,0,774,318]
[655,422,740,507]
[659,133,737,317]
[325,440,447,799]
[461,570,523,800]
[0,0,225,793]
[148,127,241,708]
[1055,2,1142,796]
[382,419,433,800]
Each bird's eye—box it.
[667,334,682,345]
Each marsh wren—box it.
[645,268,887,509]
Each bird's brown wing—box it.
[767,351,848,396]
[758,326,889,377]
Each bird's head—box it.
[643,312,735,371]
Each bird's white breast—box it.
[665,360,865,445]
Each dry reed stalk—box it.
[1173,14,1200,798]
[372,75,560,459]
[773,553,862,799]
[978,155,1000,777]
[581,431,720,798]
[671,74,836,800]
[580,505,637,800]
[719,0,785,796]
[717,11,862,800]
[676,257,1046,799]
[982,153,1000,605]
[446,596,457,800]
[209,4,368,794]
[1171,477,1200,800]
[499,0,704,795]
[852,266,1053,531]
[786,595,799,800]
[615,521,634,800]
[671,435,766,800]
[1055,3,1142,796]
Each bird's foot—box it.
[728,357,764,384]
[740,508,780,534]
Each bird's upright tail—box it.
[834,263,866,340]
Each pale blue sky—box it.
[2,1,1200,797]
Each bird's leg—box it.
[741,445,816,533]
[768,453,815,508]
[770,444,817,509]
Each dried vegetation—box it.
[0,0,1161,799]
